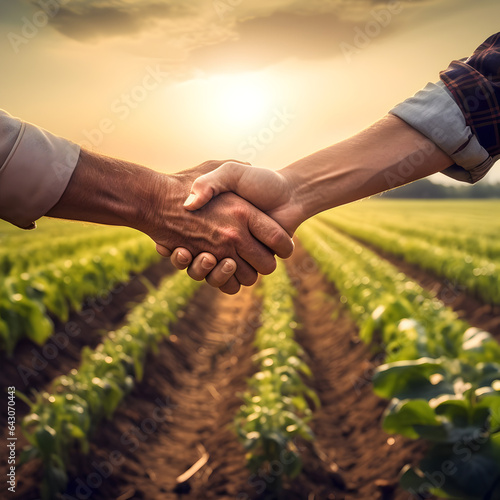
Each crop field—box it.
[1,200,499,500]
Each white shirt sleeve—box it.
[0,110,80,229]
[389,81,494,184]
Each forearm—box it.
[279,114,454,225]
[46,148,166,233]
[46,152,294,284]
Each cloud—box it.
[44,1,193,41]
[36,0,434,73]
[39,0,420,41]
[189,11,359,73]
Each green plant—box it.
[235,261,319,491]
[0,234,160,354]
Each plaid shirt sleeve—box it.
[440,32,500,161]
[390,33,500,184]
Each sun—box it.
[214,73,272,129]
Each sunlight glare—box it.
[215,74,272,129]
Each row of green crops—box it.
[297,219,500,499]
[318,203,500,305]
[18,270,202,500]
[0,234,160,355]
[234,260,320,492]
[322,200,500,261]
[0,225,137,277]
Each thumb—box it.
[183,161,249,211]
[183,176,217,211]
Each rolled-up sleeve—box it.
[0,110,80,229]
[389,81,494,184]
[390,32,500,184]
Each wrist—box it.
[277,165,324,228]
[133,170,181,240]
[269,169,307,235]
[48,149,174,234]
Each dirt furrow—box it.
[286,242,427,500]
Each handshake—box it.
[135,114,453,295]
[47,114,453,292]
[149,159,303,295]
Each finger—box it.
[170,247,193,270]
[186,253,218,281]
[205,258,237,288]
[235,236,278,276]
[233,256,259,287]
[248,213,295,260]
[184,161,249,211]
[156,244,172,258]
[219,276,241,295]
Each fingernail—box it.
[201,257,214,270]
[177,251,190,265]
[222,261,235,274]
[183,193,196,207]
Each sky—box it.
[1,0,499,185]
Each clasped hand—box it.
[152,160,302,294]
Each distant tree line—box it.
[381,179,500,199]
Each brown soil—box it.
[3,238,493,500]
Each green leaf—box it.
[36,425,57,458]
[383,399,441,439]
[41,464,68,500]
[432,397,470,427]
[399,465,456,499]
[283,452,302,479]
[374,358,451,400]
[418,443,500,499]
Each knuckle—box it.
[219,227,242,247]
[229,202,249,221]
[267,227,284,248]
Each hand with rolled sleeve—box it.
[169,32,500,287]
[0,111,294,295]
